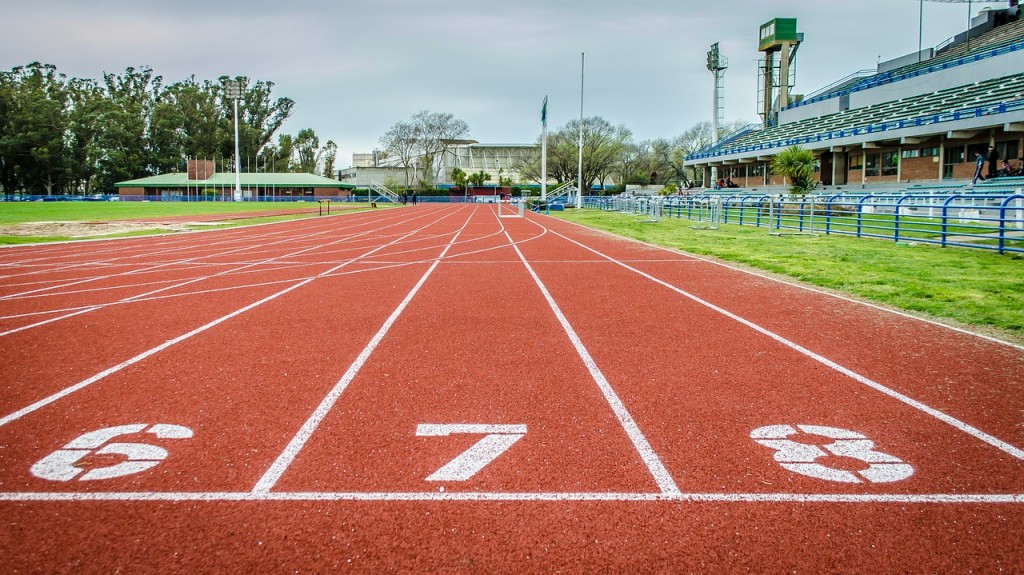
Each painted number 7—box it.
[416,423,526,482]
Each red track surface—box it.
[1,204,1021,573]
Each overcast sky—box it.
[0,0,993,168]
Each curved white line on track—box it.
[0,208,451,336]
[0,207,469,428]
[543,225,1024,461]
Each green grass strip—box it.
[555,209,1024,342]
[0,201,328,224]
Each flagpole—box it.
[541,96,548,204]
[576,52,584,210]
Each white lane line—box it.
[555,217,1024,352]
[1,490,1021,504]
[0,209,444,338]
[548,228,1024,462]
[502,228,681,496]
[0,208,401,300]
[0,208,467,429]
[252,208,475,493]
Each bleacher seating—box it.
[785,19,1024,111]
[689,73,1024,160]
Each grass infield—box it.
[555,209,1024,343]
[0,201,325,224]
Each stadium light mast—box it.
[224,79,243,202]
[706,43,728,186]
[917,0,1005,60]
[577,52,584,210]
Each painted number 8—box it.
[751,424,913,484]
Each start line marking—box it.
[1,491,1022,504]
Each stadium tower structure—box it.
[685,5,1024,189]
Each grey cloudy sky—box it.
[1,0,987,167]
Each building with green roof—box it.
[115,163,356,200]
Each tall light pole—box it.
[707,43,728,187]
[224,79,243,202]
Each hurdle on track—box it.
[497,199,525,218]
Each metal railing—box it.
[368,180,403,204]
[584,192,1024,254]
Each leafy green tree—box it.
[217,76,294,165]
[65,77,107,194]
[294,128,321,174]
[322,140,338,178]
[259,133,295,173]
[450,167,467,190]
[771,145,817,195]
[5,63,73,195]
[98,66,164,188]
[467,170,491,187]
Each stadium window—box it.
[920,147,940,157]
[966,143,988,160]
[901,149,920,159]
[882,151,898,176]
[996,140,1018,162]
[864,153,880,176]
[943,145,965,179]
[849,153,863,170]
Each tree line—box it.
[378,110,750,193]
[0,62,337,196]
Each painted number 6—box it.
[751,424,913,484]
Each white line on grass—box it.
[252,207,476,493]
[502,226,681,496]
[548,228,1024,461]
[0,207,467,429]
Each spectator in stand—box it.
[1016,158,1024,177]
[987,145,999,178]
[999,159,1013,177]
[972,151,986,185]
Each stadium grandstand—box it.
[685,5,1024,189]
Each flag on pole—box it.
[541,96,548,128]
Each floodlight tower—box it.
[757,18,803,127]
[706,43,728,186]
[224,79,243,202]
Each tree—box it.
[5,63,73,195]
[411,110,469,186]
[379,111,470,187]
[771,145,817,195]
[217,76,294,166]
[450,166,467,191]
[99,66,162,188]
[467,170,491,187]
[294,128,321,174]
[321,140,337,178]
[379,120,418,185]
[545,116,630,192]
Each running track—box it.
[0,204,1021,573]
